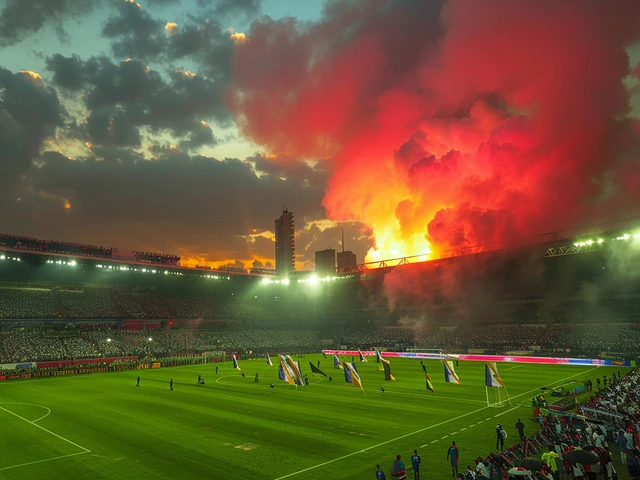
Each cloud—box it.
[0,0,96,46]
[0,67,65,184]
[165,22,178,36]
[102,0,167,59]
[229,0,640,268]
[44,55,229,149]
[199,0,261,21]
[0,143,329,266]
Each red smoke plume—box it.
[229,0,640,263]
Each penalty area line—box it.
[0,405,90,453]
[273,366,599,480]
[0,451,90,472]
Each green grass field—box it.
[0,356,628,479]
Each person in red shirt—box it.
[391,455,406,479]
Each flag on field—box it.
[279,355,305,386]
[322,351,327,359]
[278,363,287,382]
[358,350,367,362]
[334,354,342,369]
[343,362,364,392]
[382,358,395,381]
[375,350,383,363]
[266,352,273,366]
[485,362,505,388]
[351,362,359,376]
[443,360,460,384]
[425,370,435,392]
[309,362,327,376]
[232,354,241,370]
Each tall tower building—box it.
[275,209,295,276]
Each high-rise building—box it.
[275,209,295,276]
[315,248,336,275]
[337,250,357,271]
[337,228,357,272]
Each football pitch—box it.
[0,356,622,479]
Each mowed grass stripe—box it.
[0,356,620,480]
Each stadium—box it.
[1,222,639,479]
[3,1,640,479]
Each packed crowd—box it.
[0,288,303,322]
[1,323,639,364]
[0,233,115,258]
[336,324,640,356]
[0,329,318,362]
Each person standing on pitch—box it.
[215,366,219,374]
[411,449,421,479]
[376,464,387,480]
[447,441,459,478]
[170,379,173,391]
[496,424,505,450]
[515,418,525,440]
[391,455,406,479]
[136,376,140,387]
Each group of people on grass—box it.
[374,368,640,479]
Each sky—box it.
[1,0,640,272]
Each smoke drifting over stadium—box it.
[230,0,640,263]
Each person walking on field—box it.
[376,464,387,480]
[496,424,506,450]
[515,418,525,440]
[447,441,459,478]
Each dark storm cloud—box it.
[0,0,95,46]
[44,55,227,149]
[45,54,86,91]
[85,107,142,147]
[204,0,262,21]
[1,150,328,262]
[0,68,64,180]
[102,0,167,59]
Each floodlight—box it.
[281,278,290,285]
[148,337,153,342]
[107,338,112,342]
[308,275,319,285]
[597,239,604,244]
[0,255,5,260]
[262,278,270,285]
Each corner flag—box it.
[232,354,241,370]
[266,352,273,366]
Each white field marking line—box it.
[494,406,520,417]
[0,451,90,472]
[460,428,467,431]
[504,365,525,370]
[0,402,51,423]
[307,382,487,405]
[0,405,90,452]
[273,366,599,480]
